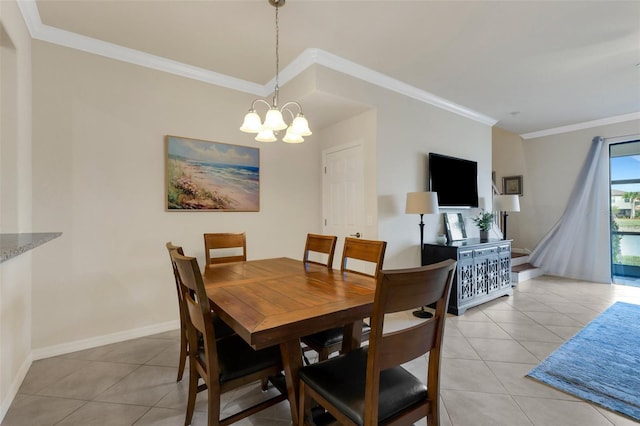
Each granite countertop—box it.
[0,232,62,263]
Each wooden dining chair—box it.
[171,250,287,426]
[166,242,235,382]
[298,259,457,426]
[303,233,337,267]
[300,237,387,363]
[166,242,190,382]
[340,236,387,279]
[204,232,247,267]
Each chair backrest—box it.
[340,237,387,278]
[204,232,247,266]
[171,250,222,373]
[166,242,186,308]
[364,259,456,424]
[303,233,337,268]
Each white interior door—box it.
[322,143,365,269]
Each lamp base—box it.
[412,307,433,319]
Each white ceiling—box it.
[23,0,640,138]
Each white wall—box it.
[30,41,323,353]
[492,126,528,249]
[0,0,33,419]
[493,120,640,253]
[521,120,640,252]
[313,67,493,269]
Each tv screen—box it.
[429,153,479,208]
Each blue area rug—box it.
[527,301,640,421]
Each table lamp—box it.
[494,194,520,240]
[405,191,439,318]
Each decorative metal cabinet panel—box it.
[422,239,513,315]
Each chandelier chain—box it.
[274,3,280,103]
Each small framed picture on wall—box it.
[502,175,523,196]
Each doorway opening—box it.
[610,139,640,287]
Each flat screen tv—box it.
[429,153,479,208]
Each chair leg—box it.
[184,364,198,426]
[261,377,269,391]
[207,381,221,426]
[298,381,309,426]
[427,401,439,426]
[177,324,188,382]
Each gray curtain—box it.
[529,136,611,283]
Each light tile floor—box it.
[3,275,640,426]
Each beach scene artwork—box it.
[166,136,259,211]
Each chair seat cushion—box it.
[298,348,427,425]
[199,335,282,383]
[302,323,372,349]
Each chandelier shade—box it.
[240,0,311,143]
[239,110,262,133]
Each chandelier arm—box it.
[250,98,273,111]
[281,108,295,123]
[280,101,303,115]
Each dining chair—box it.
[165,242,235,382]
[204,232,247,267]
[166,242,190,382]
[171,250,287,426]
[340,237,387,279]
[300,237,387,363]
[303,233,337,267]
[297,259,457,426]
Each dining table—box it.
[202,257,377,424]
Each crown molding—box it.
[17,0,496,126]
[312,49,497,126]
[17,1,266,96]
[521,112,640,140]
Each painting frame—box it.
[165,135,260,212]
[444,212,467,242]
[502,175,523,196]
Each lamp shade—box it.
[405,192,439,215]
[255,128,277,142]
[494,194,520,212]
[263,108,287,131]
[282,127,304,143]
[291,115,312,136]
[240,111,262,133]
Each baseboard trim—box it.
[0,352,33,423]
[31,320,180,361]
[512,247,532,254]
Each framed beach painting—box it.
[165,135,260,211]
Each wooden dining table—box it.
[202,257,377,424]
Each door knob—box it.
[350,232,361,238]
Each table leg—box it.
[341,319,364,353]
[280,339,303,424]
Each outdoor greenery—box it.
[611,216,621,264]
[623,192,640,219]
[612,217,640,267]
[615,218,640,232]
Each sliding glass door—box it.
[610,140,640,283]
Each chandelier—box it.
[240,0,312,143]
